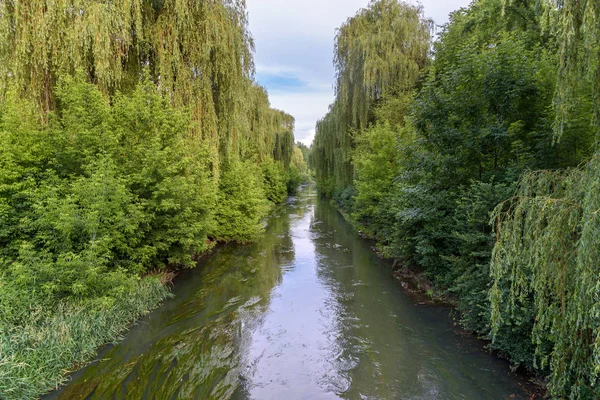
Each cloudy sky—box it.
[246,0,472,146]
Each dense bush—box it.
[311,0,599,397]
[0,275,170,400]
[0,78,213,297]
[262,158,289,204]
[212,161,270,243]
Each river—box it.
[47,186,531,400]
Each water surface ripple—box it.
[47,186,530,400]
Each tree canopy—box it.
[311,0,600,397]
[0,2,307,398]
[311,0,432,196]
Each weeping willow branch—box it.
[0,0,295,173]
[490,156,600,398]
[312,0,432,196]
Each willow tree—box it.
[490,161,600,398]
[0,0,296,171]
[235,83,295,165]
[490,1,600,397]
[0,0,145,111]
[552,0,600,140]
[0,0,252,103]
[312,0,432,196]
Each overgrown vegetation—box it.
[311,0,599,397]
[0,1,308,399]
[0,276,170,399]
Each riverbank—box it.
[0,186,306,400]
[43,186,535,399]
[335,204,546,398]
[0,274,172,400]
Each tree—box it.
[312,0,432,198]
[489,1,600,397]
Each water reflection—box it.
[311,196,423,399]
[49,191,302,399]
[310,196,527,399]
[47,186,530,400]
[234,190,346,399]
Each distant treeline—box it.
[311,0,600,398]
[0,1,307,398]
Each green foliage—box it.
[0,77,217,297]
[384,27,572,281]
[490,160,600,398]
[296,142,312,169]
[240,84,296,167]
[287,146,310,194]
[549,0,600,139]
[352,122,402,242]
[312,0,432,196]
[109,80,216,268]
[413,32,571,184]
[450,181,515,334]
[0,0,296,173]
[262,159,288,204]
[487,0,600,397]
[211,161,270,243]
[313,0,599,397]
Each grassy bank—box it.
[0,276,171,400]
[0,1,311,399]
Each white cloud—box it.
[255,64,303,76]
[302,129,317,147]
[247,0,472,146]
[266,91,334,145]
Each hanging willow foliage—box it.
[0,0,146,110]
[0,0,251,105]
[312,0,432,196]
[237,84,295,165]
[334,0,432,128]
[502,0,599,139]
[489,1,600,397]
[550,0,600,139]
[490,158,600,398]
[0,0,293,170]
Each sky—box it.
[246,0,472,146]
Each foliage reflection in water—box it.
[47,186,530,400]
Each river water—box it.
[48,186,531,400]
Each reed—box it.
[0,277,171,400]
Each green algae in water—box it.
[48,187,534,400]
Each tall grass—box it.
[0,277,171,400]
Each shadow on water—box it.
[308,196,531,399]
[46,186,531,400]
